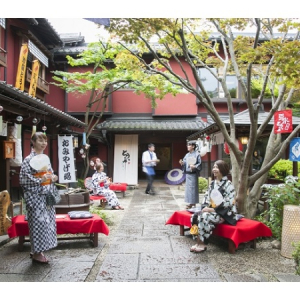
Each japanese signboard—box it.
[28,60,40,97]
[289,138,300,161]
[58,135,76,183]
[274,110,293,134]
[15,44,28,91]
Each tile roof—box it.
[187,109,300,140]
[98,118,207,131]
[0,81,86,128]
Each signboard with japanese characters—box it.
[289,138,300,161]
[274,110,293,134]
[58,135,76,183]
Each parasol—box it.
[164,168,186,185]
[29,154,50,171]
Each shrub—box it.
[89,206,114,226]
[198,177,208,193]
[77,178,85,189]
[268,159,300,180]
[292,241,300,276]
[256,176,300,240]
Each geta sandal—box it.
[193,246,207,253]
[32,253,49,264]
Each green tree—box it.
[108,18,300,218]
[52,41,182,178]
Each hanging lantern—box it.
[16,116,23,123]
[224,139,243,154]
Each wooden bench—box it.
[166,210,272,254]
[7,214,110,251]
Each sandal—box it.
[193,246,207,253]
[186,204,195,209]
[32,253,49,264]
[190,244,198,252]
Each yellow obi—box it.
[33,171,52,185]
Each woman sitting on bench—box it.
[91,163,124,210]
[190,160,237,253]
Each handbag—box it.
[190,224,199,235]
[45,184,61,206]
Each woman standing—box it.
[190,160,237,253]
[179,141,202,209]
[92,163,124,210]
[19,132,58,263]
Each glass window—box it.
[197,68,238,99]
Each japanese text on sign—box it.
[58,135,76,183]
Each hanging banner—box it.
[289,138,300,161]
[58,135,76,183]
[28,60,40,97]
[15,43,28,91]
[274,110,293,134]
[113,134,138,185]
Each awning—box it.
[0,81,86,128]
[97,118,207,131]
[187,109,300,141]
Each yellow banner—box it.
[28,60,40,97]
[15,43,29,91]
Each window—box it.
[197,67,238,99]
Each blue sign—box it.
[289,138,300,161]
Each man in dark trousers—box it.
[142,143,160,195]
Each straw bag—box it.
[190,224,199,235]
[46,185,61,206]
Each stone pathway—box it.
[0,182,299,283]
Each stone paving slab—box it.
[108,236,172,254]
[96,253,139,281]
[223,273,268,282]
[273,274,300,282]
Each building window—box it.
[197,67,238,99]
[0,19,5,29]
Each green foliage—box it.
[89,206,114,226]
[292,241,300,276]
[268,159,300,180]
[198,177,208,193]
[256,176,300,241]
[77,178,85,189]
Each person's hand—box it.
[41,172,52,183]
[202,207,214,213]
[52,175,58,182]
[179,159,183,165]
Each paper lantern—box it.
[281,205,300,258]
[200,146,207,157]
[224,139,243,154]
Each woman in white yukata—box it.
[19,132,58,264]
[190,160,237,253]
[92,163,124,210]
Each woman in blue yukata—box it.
[190,160,237,253]
[91,163,124,210]
[179,141,202,209]
[19,132,58,264]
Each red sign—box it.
[274,110,293,134]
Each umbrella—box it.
[164,168,186,185]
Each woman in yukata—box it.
[91,163,124,210]
[190,160,237,253]
[19,132,58,264]
[179,141,202,209]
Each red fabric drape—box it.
[7,214,109,238]
[166,210,272,248]
[274,110,293,134]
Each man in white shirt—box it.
[142,143,159,195]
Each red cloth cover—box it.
[166,210,272,248]
[109,183,127,192]
[89,195,106,201]
[7,214,109,238]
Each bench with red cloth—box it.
[165,210,272,254]
[84,178,127,207]
[7,214,110,251]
